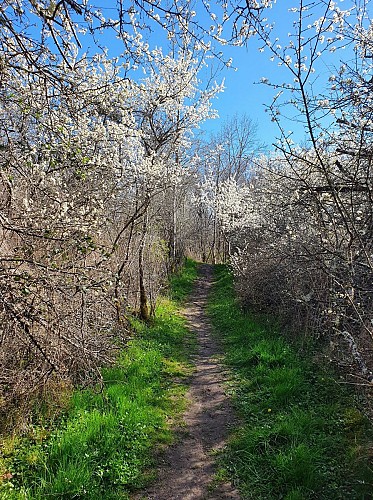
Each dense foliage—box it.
[209,1,373,379]
[0,24,221,421]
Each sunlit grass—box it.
[169,257,198,303]
[208,265,373,500]
[0,261,198,499]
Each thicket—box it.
[0,13,221,425]
[209,266,373,499]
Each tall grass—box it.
[208,265,373,500]
[0,260,198,499]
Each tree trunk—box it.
[139,212,150,321]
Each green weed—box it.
[208,265,373,500]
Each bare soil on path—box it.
[133,264,240,500]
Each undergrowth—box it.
[208,265,373,500]
[0,259,198,499]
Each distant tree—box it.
[195,114,261,262]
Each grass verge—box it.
[169,257,199,304]
[208,265,373,500]
[0,259,198,499]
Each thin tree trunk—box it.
[139,211,150,321]
[114,217,135,323]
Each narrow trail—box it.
[134,264,240,500]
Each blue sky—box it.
[62,1,360,149]
[199,1,355,149]
[199,38,286,147]
[87,2,299,147]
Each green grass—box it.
[169,257,198,304]
[0,262,197,500]
[208,265,373,500]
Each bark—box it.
[139,212,150,321]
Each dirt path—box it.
[133,264,240,500]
